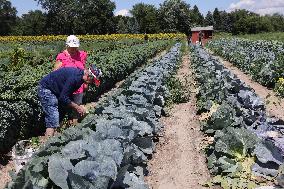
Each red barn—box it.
[190,26,213,46]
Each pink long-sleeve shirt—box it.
[56,50,87,94]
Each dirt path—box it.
[145,50,211,189]
[0,158,13,189]
[206,48,284,120]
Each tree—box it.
[78,0,116,34]
[116,16,128,34]
[127,17,140,34]
[158,0,191,34]
[10,17,23,35]
[244,16,273,34]
[190,5,203,26]
[36,0,116,34]
[213,8,221,30]
[0,0,17,35]
[230,9,258,34]
[20,10,47,35]
[130,3,159,33]
[219,11,232,32]
[204,11,214,26]
[269,13,284,32]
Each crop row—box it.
[0,33,185,42]
[6,43,181,189]
[190,45,284,188]
[0,40,172,153]
[0,39,145,66]
[206,38,284,91]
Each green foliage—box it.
[202,102,238,133]
[158,0,192,35]
[204,127,261,187]
[214,128,260,161]
[213,8,221,30]
[114,16,140,34]
[0,39,171,153]
[0,0,17,35]
[127,18,140,34]
[190,45,272,188]
[9,47,33,71]
[1,0,284,35]
[20,10,47,36]
[116,18,128,34]
[130,3,160,33]
[36,0,116,34]
[204,157,268,189]
[238,32,284,42]
[190,5,204,27]
[204,11,214,26]
[166,76,189,106]
[30,137,40,148]
[85,40,171,102]
[233,15,273,35]
[203,9,284,35]
[5,44,181,189]
[207,38,284,89]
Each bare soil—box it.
[145,50,213,189]
[0,157,13,188]
[206,49,284,120]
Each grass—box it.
[237,32,284,41]
[212,32,284,42]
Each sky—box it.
[10,0,284,17]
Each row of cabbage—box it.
[191,45,284,188]
[6,43,181,189]
[206,38,284,95]
[0,40,173,153]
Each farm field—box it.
[206,37,284,97]
[0,33,184,153]
[238,32,284,42]
[1,0,284,188]
[191,44,284,188]
[2,33,284,189]
[0,33,188,188]
[213,32,284,42]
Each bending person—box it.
[37,65,102,137]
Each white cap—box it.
[66,35,80,47]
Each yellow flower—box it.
[0,33,186,42]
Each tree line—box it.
[1,0,284,36]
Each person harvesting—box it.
[37,65,102,137]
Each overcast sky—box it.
[10,0,284,16]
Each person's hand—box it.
[76,105,86,117]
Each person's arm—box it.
[54,53,65,70]
[59,79,85,115]
[69,101,85,116]
[53,60,62,70]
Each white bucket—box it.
[12,140,37,173]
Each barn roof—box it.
[191,26,213,31]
